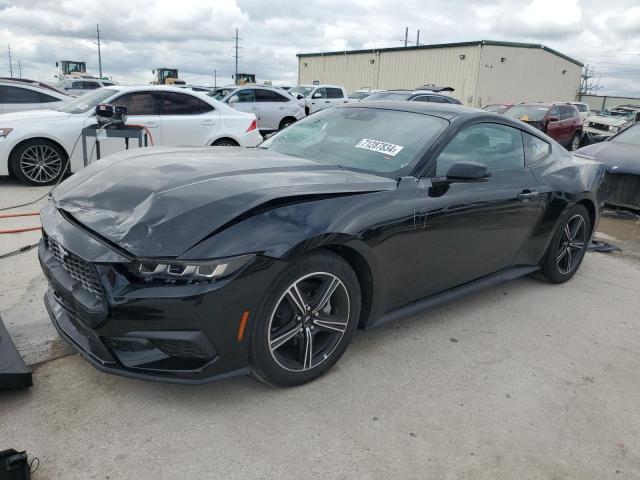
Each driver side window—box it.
[434,123,525,177]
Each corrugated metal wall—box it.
[298,46,482,105]
[475,46,581,106]
[579,94,640,112]
[297,44,582,107]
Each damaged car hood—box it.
[51,147,396,257]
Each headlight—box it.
[0,128,13,138]
[609,126,620,133]
[128,254,255,284]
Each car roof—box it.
[103,85,205,94]
[338,100,481,119]
[514,102,577,108]
[298,84,344,89]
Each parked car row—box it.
[0,85,262,185]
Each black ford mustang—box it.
[39,102,605,386]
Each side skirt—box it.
[365,265,540,329]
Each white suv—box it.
[289,85,349,115]
[214,86,305,131]
[570,102,591,123]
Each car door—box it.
[84,90,162,159]
[254,88,288,130]
[544,106,564,144]
[2,85,49,113]
[227,89,260,122]
[327,87,347,108]
[309,88,328,113]
[414,122,541,297]
[159,91,220,146]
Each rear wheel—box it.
[278,117,296,130]
[539,204,590,283]
[250,251,360,387]
[211,138,238,147]
[10,139,67,186]
[569,132,581,151]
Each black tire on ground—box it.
[10,139,67,186]
[211,138,239,146]
[539,204,591,284]
[250,250,361,387]
[568,132,581,151]
[278,117,296,130]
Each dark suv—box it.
[504,102,584,150]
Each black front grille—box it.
[151,339,210,359]
[590,122,610,132]
[46,237,103,296]
[604,173,640,210]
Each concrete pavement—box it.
[1,251,639,479]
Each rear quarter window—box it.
[522,132,550,165]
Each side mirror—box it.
[446,161,491,181]
[228,95,239,105]
[547,116,560,123]
[312,92,322,99]
[297,94,304,100]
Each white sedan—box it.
[0,85,263,185]
[1,79,70,114]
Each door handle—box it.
[201,119,217,125]
[144,122,159,128]
[517,190,538,202]
[324,101,330,103]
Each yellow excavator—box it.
[152,68,186,85]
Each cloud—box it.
[0,0,638,96]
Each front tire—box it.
[10,139,67,186]
[539,204,591,283]
[250,251,361,387]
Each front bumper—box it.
[584,127,613,143]
[39,204,284,384]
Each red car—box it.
[504,102,584,150]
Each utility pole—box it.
[18,60,21,78]
[7,44,13,77]
[416,30,420,46]
[214,69,217,89]
[93,24,103,78]
[233,28,242,85]
[404,27,408,47]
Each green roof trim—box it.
[296,40,583,67]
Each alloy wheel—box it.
[268,272,350,372]
[556,214,586,274]
[570,134,580,151]
[19,145,63,184]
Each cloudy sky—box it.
[1,0,639,96]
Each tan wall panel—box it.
[476,45,582,107]
[298,46,481,104]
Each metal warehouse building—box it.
[297,40,583,107]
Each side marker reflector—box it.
[237,310,250,342]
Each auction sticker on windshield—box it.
[355,139,404,156]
